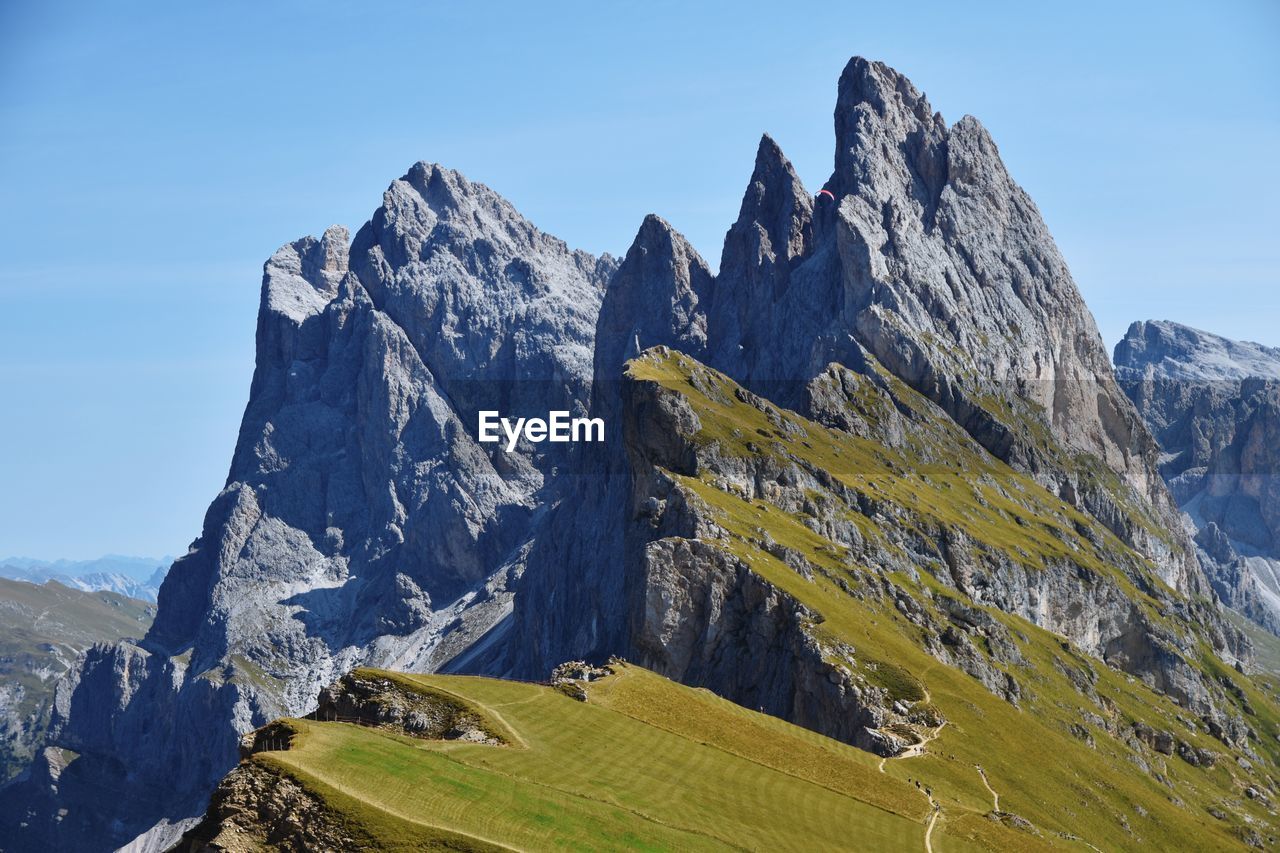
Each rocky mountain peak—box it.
[728,134,813,267]
[706,135,813,368]
[1116,320,1280,636]
[831,56,948,205]
[6,154,623,850]
[594,214,713,381]
[1116,320,1280,383]
[836,56,939,126]
[348,160,611,429]
[735,134,812,245]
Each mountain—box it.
[4,57,1276,852]
[1115,320,1280,634]
[0,165,615,852]
[515,56,1222,695]
[0,556,172,602]
[0,579,155,783]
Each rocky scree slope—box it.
[0,164,613,853]
[1116,320,1280,636]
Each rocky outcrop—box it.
[311,669,504,744]
[174,668,510,852]
[0,165,612,852]
[170,761,376,853]
[1116,320,1280,636]
[631,535,916,754]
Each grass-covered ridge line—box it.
[620,348,1278,850]
[625,350,1174,606]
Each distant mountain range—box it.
[0,555,172,603]
[0,578,155,784]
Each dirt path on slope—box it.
[876,717,946,851]
[924,798,940,853]
[975,765,999,812]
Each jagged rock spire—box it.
[730,134,813,270]
[594,214,713,384]
[706,134,813,369]
[830,56,948,206]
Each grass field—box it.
[254,666,1029,852]
[248,653,1274,850]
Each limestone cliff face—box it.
[1,165,612,853]
[1116,320,1280,635]
[506,215,714,673]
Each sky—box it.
[0,0,1276,560]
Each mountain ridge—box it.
[1,56,1270,852]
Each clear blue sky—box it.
[1,0,1276,559]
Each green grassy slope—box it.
[620,350,1278,850]
[245,666,1030,852]
[0,578,155,780]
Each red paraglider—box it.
[817,189,835,201]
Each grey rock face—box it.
[1116,320,1280,636]
[2,165,612,852]
[704,134,813,371]
[509,214,720,675]
[633,537,890,751]
[593,214,713,382]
